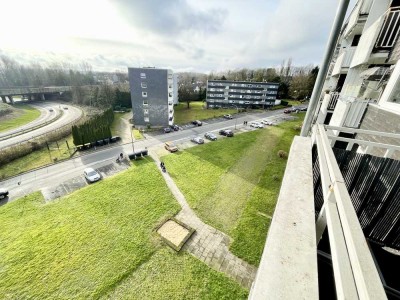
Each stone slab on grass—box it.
[157,218,195,251]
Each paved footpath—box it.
[151,153,257,289]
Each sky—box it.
[0,0,357,73]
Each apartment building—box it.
[206,80,279,109]
[251,2,400,298]
[128,67,175,127]
[317,0,400,158]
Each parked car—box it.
[165,141,178,152]
[204,132,217,141]
[163,127,172,133]
[84,168,101,183]
[219,129,234,137]
[63,107,69,110]
[261,120,275,126]
[299,106,308,111]
[192,120,202,126]
[250,122,264,128]
[169,125,180,131]
[0,188,9,199]
[48,108,54,112]
[223,114,233,119]
[191,136,204,144]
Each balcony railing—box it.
[376,7,400,49]
[342,47,357,68]
[327,92,340,110]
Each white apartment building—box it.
[317,0,400,158]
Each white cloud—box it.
[0,0,357,72]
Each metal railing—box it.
[376,6,400,49]
[327,92,340,110]
[314,124,387,299]
[325,125,400,158]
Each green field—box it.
[0,159,247,299]
[163,114,305,265]
[0,135,74,179]
[174,102,238,125]
[0,103,41,133]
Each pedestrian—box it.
[243,121,245,125]
[120,153,123,159]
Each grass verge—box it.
[133,129,144,140]
[0,135,74,179]
[163,114,305,265]
[0,159,246,299]
[111,112,130,137]
[0,103,41,133]
[174,102,237,124]
[102,247,248,300]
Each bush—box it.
[293,124,302,131]
[277,150,287,159]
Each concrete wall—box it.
[357,104,400,159]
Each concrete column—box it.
[29,95,33,101]
[1,96,7,103]
[41,93,46,101]
[7,95,14,104]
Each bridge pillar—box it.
[1,96,7,103]
[29,95,33,101]
[7,95,14,104]
[41,93,46,101]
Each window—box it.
[169,92,172,97]
[142,92,147,97]
[140,73,146,79]
[141,82,147,88]
[144,109,149,114]
[143,100,148,105]
[144,117,149,122]
[351,35,361,47]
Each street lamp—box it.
[130,127,135,154]
[231,104,239,129]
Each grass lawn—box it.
[163,114,305,265]
[133,129,144,140]
[0,103,41,133]
[0,135,74,179]
[174,102,238,125]
[111,112,130,137]
[0,159,247,299]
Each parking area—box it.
[41,159,131,202]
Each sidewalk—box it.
[151,153,257,289]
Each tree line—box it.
[71,108,114,146]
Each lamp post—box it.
[130,127,135,154]
[231,104,239,129]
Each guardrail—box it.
[0,109,64,142]
[314,124,387,299]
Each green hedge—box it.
[72,108,114,146]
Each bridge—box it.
[0,86,72,104]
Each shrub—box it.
[277,150,287,159]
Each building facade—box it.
[206,80,279,109]
[317,0,400,159]
[128,67,174,127]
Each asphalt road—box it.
[0,102,82,150]
[0,102,60,139]
[0,108,288,203]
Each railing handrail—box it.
[325,125,400,139]
[315,124,387,299]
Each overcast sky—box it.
[0,0,357,73]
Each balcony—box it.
[375,7,400,49]
[327,92,340,110]
[249,124,399,299]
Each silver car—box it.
[0,188,9,199]
[84,168,101,183]
[191,136,204,144]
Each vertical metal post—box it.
[301,0,350,137]
[130,127,135,154]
